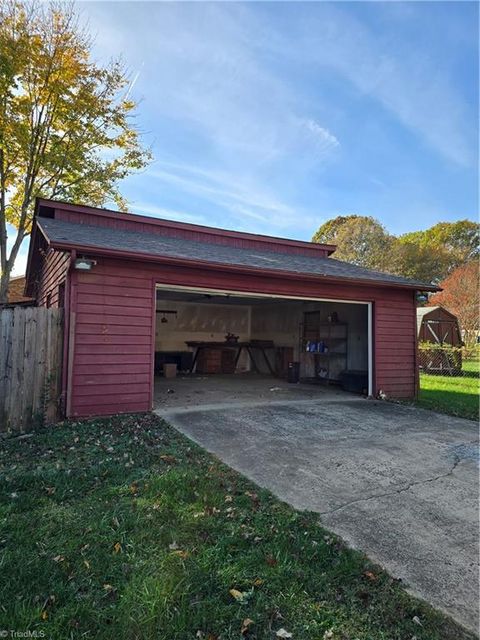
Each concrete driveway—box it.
[156,391,479,632]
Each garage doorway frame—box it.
[154,283,373,397]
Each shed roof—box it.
[417,306,440,319]
[416,306,458,323]
[37,216,437,290]
[417,305,458,329]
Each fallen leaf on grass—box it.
[113,542,122,554]
[252,578,264,586]
[129,482,138,494]
[171,549,189,559]
[241,618,254,635]
[265,555,278,567]
[364,570,377,581]
[229,588,253,604]
[276,629,293,638]
[40,595,55,620]
[245,490,260,506]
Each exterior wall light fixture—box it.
[74,258,97,271]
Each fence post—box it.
[0,308,13,428]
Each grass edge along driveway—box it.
[417,355,479,421]
[0,414,475,640]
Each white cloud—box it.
[298,119,340,156]
[76,1,476,241]
[84,3,340,167]
[270,4,475,166]
[147,159,313,231]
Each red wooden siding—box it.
[37,248,70,307]
[69,262,155,417]
[374,296,416,398]
[65,255,417,418]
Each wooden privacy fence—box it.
[0,307,63,433]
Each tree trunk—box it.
[0,228,26,305]
[0,266,12,304]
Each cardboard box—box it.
[163,363,177,378]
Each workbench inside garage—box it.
[185,340,277,375]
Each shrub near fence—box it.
[418,341,463,375]
[0,306,63,433]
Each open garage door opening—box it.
[154,284,372,410]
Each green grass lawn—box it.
[0,414,474,640]
[418,356,479,421]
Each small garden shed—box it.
[417,306,462,346]
[417,306,462,374]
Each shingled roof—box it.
[5,276,35,306]
[37,216,436,290]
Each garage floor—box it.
[154,373,356,412]
[155,388,479,632]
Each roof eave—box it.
[47,238,440,292]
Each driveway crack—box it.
[320,456,464,517]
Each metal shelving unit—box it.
[301,311,348,384]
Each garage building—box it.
[25,198,438,418]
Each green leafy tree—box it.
[388,240,450,284]
[399,220,479,273]
[313,215,477,284]
[312,215,394,271]
[312,215,362,244]
[0,0,152,302]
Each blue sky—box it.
[11,1,479,274]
